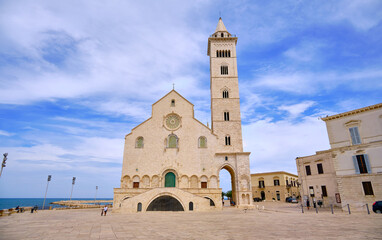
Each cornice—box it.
[321,103,382,121]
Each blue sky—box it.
[1,0,382,198]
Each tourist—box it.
[103,206,108,216]
[101,208,104,216]
[306,199,310,210]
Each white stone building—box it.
[297,103,382,210]
[113,18,253,213]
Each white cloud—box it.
[0,130,13,136]
[243,115,330,174]
[253,69,382,95]
[278,101,315,119]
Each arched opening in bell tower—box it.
[219,164,236,207]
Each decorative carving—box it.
[164,114,181,130]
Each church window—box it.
[219,50,222,57]
[224,112,230,121]
[133,182,139,188]
[167,134,179,148]
[225,50,227,57]
[201,182,207,188]
[221,66,228,75]
[221,33,224,37]
[136,137,144,148]
[137,202,142,212]
[165,172,176,187]
[189,202,193,211]
[222,90,229,98]
[171,99,175,107]
[225,135,231,145]
[225,156,228,161]
[216,50,219,57]
[199,136,207,148]
[228,50,231,57]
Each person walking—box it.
[306,199,310,210]
[103,206,108,216]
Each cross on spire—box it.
[172,83,175,90]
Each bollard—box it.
[330,204,333,214]
[301,204,304,213]
[315,205,318,213]
[347,204,351,214]
[366,204,370,215]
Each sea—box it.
[0,198,113,210]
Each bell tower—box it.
[208,18,243,152]
[208,18,253,207]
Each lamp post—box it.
[94,186,98,204]
[0,153,8,177]
[70,177,76,201]
[42,175,52,210]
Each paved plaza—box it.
[0,202,381,240]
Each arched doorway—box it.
[204,197,215,206]
[219,164,236,206]
[261,191,265,200]
[165,172,176,187]
[146,196,184,211]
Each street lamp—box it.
[42,175,52,210]
[94,186,98,203]
[70,177,76,201]
[0,153,8,177]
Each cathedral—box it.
[113,18,253,212]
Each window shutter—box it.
[354,127,361,144]
[364,154,371,173]
[349,128,357,144]
[352,156,360,174]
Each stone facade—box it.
[251,172,299,202]
[113,18,252,213]
[297,103,382,211]
[296,151,340,207]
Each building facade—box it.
[296,151,340,207]
[113,18,253,213]
[297,103,382,210]
[251,172,299,202]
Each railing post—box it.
[347,204,351,214]
[330,204,334,214]
[366,204,370,215]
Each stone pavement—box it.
[0,202,381,240]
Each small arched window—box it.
[198,136,207,148]
[171,99,175,107]
[222,90,229,98]
[136,137,144,148]
[221,33,224,37]
[221,66,228,75]
[224,112,230,121]
[137,202,142,212]
[216,50,219,57]
[225,135,231,145]
[228,50,231,57]
[189,202,193,211]
[167,134,179,148]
